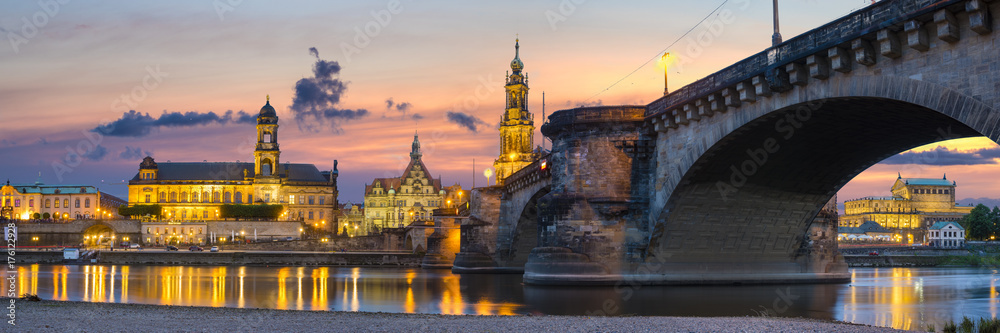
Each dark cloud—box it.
[385,98,394,109]
[880,146,1000,166]
[119,146,151,160]
[92,110,256,137]
[396,102,411,112]
[83,145,108,161]
[411,113,424,120]
[290,47,369,133]
[446,111,486,133]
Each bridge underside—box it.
[638,98,982,283]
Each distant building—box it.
[493,38,541,185]
[927,221,965,248]
[126,97,339,232]
[362,134,463,234]
[838,221,893,242]
[0,178,126,220]
[340,202,364,236]
[842,174,973,242]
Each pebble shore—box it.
[12,300,906,332]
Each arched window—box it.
[202,191,210,203]
[224,192,231,203]
[180,192,188,203]
[159,192,166,203]
[169,192,177,202]
[235,192,243,203]
[263,132,272,143]
[84,198,90,208]
[212,192,220,203]
[75,199,80,208]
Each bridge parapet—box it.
[501,153,551,195]
[647,0,970,131]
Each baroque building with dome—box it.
[840,174,973,243]
[361,134,464,234]
[126,97,339,233]
[493,39,541,185]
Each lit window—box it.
[14,199,19,207]
[28,199,33,207]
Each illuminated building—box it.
[362,134,464,233]
[841,174,973,241]
[927,221,965,248]
[493,38,541,185]
[126,97,339,230]
[0,178,125,220]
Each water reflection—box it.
[3,265,998,329]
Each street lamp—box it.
[661,52,670,95]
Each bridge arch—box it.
[650,75,993,271]
[499,185,551,268]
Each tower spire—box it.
[410,132,422,160]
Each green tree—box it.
[31,213,40,219]
[961,204,992,240]
[41,212,50,219]
[992,206,1000,240]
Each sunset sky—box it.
[1,0,998,205]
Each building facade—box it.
[362,135,463,234]
[927,221,965,248]
[842,174,973,242]
[340,202,364,236]
[0,179,126,220]
[126,97,340,231]
[493,39,540,185]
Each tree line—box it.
[960,204,1000,240]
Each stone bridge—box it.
[462,0,1000,285]
[453,155,552,272]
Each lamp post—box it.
[772,0,782,46]
[662,52,670,95]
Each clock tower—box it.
[493,38,538,185]
[254,95,280,178]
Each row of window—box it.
[288,195,326,205]
[930,230,964,238]
[146,226,204,235]
[288,210,325,220]
[3,198,92,209]
[366,200,440,208]
[147,191,250,204]
[915,188,949,195]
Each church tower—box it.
[493,38,537,185]
[254,95,280,178]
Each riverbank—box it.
[13,300,904,332]
[15,250,422,267]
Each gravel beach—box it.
[7,300,907,332]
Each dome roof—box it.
[510,39,523,72]
[259,99,277,117]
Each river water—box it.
[5,264,998,330]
